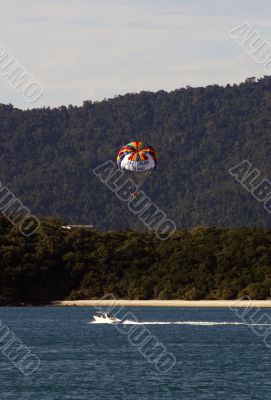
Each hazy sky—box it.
[0,0,271,108]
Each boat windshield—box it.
[97,311,112,318]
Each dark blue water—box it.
[0,307,271,400]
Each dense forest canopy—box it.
[0,217,271,303]
[0,77,271,229]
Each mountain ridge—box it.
[1,76,271,229]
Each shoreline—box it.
[51,299,271,308]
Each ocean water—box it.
[0,306,271,400]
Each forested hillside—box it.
[1,77,271,229]
[0,217,271,304]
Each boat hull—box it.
[93,315,121,324]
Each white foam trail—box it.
[122,320,271,326]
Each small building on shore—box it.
[61,224,94,230]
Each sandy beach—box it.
[51,299,271,308]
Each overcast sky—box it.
[0,0,271,109]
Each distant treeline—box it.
[0,216,271,304]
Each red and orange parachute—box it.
[117,141,158,194]
[117,141,157,171]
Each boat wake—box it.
[121,320,271,326]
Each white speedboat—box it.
[93,310,121,324]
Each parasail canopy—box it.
[117,141,157,172]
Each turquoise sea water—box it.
[0,307,271,399]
